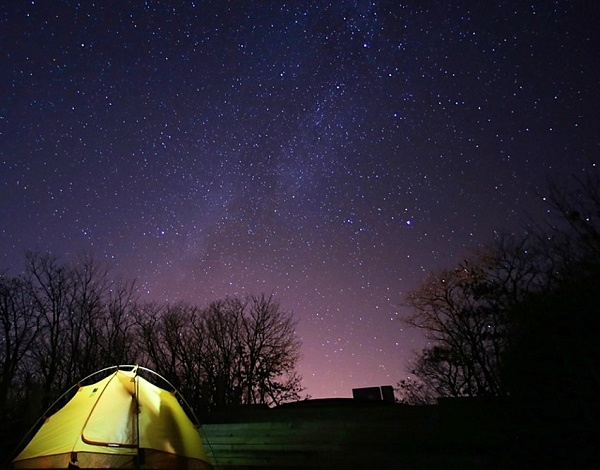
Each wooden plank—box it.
[198,401,510,468]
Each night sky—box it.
[2,1,599,398]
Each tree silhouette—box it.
[404,234,543,398]
[135,294,304,413]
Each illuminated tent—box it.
[13,366,213,469]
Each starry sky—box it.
[1,1,599,398]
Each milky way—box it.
[2,1,599,397]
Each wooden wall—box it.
[199,399,514,469]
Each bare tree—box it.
[198,295,304,408]
[133,294,304,413]
[25,252,76,406]
[404,235,543,399]
[0,274,40,412]
[97,276,139,366]
[62,254,108,384]
[395,376,437,405]
[403,169,600,404]
[3,251,305,419]
[134,302,179,382]
[504,170,600,405]
[239,294,303,406]
[198,298,245,409]
[9,253,140,410]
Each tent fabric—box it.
[13,368,212,469]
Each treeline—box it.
[399,172,600,463]
[0,253,303,430]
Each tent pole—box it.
[134,366,142,469]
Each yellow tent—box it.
[13,366,213,469]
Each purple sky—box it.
[2,1,599,398]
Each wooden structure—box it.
[199,398,515,469]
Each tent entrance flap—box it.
[81,371,138,448]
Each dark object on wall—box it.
[381,385,395,403]
[352,385,395,402]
